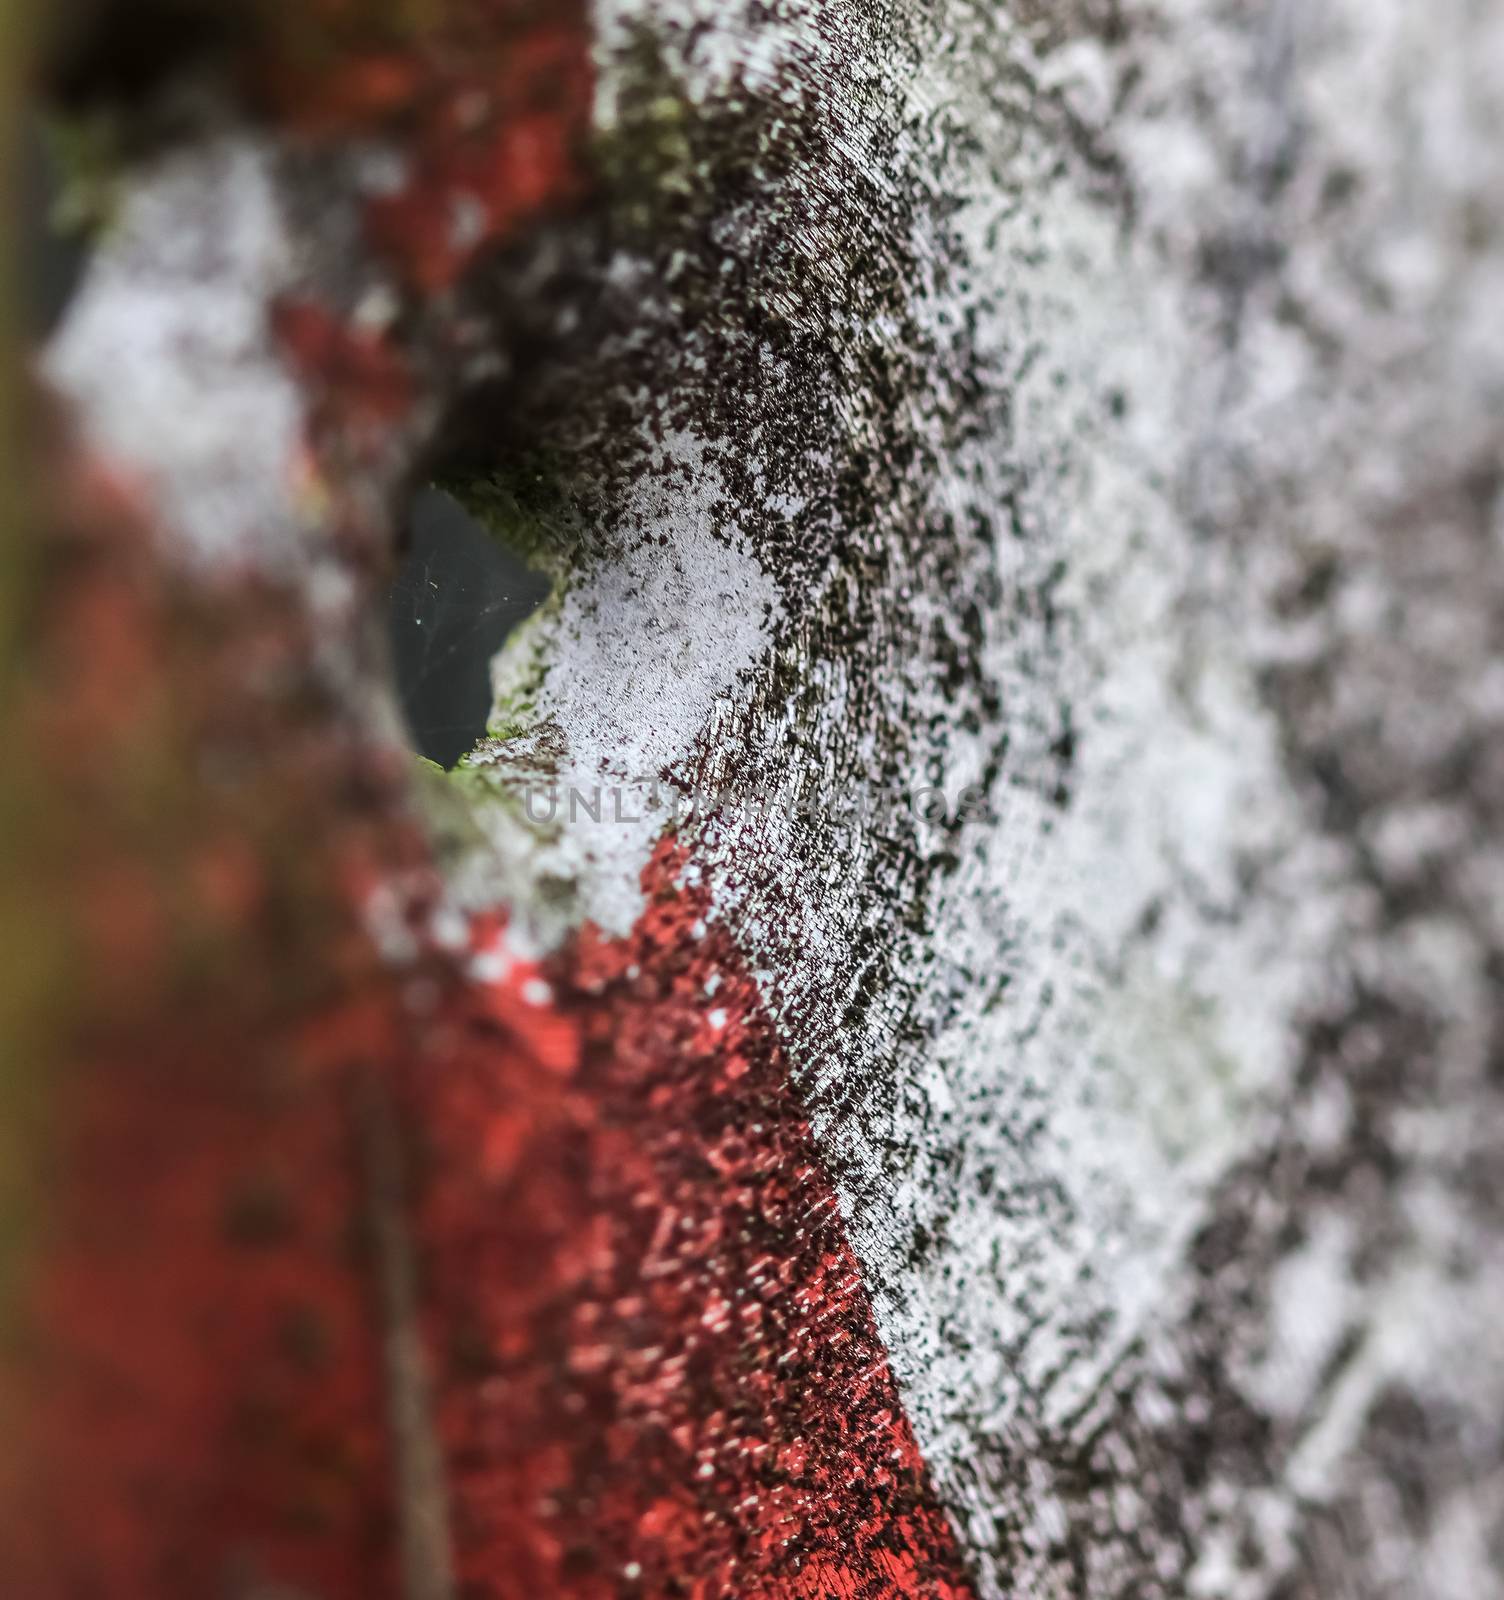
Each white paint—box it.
[46,138,314,571]
[458,429,783,944]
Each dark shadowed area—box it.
[388,489,550,768]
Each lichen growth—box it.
[409,754,496,859]
[591,36,700,237]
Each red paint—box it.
[0,419,433,1598]
[413,842,977,1598]
[265,6,595,509]
[360,19,593,293]
[2,1018,400,1600]
[6,828,977,1599]
[274,297,418,439]
[4,422,976,1590]
[244,3,595,294]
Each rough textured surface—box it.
[5,1,1504,1597]
[416,839,972,1598]
[444,6,1504,1590]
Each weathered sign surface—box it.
[5,3,1504,1596]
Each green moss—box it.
[409,754,494,858]
[593,82,698,236]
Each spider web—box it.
[388,489,551,767]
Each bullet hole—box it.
[387,488,551,769]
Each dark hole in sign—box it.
[388,489,552,768]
